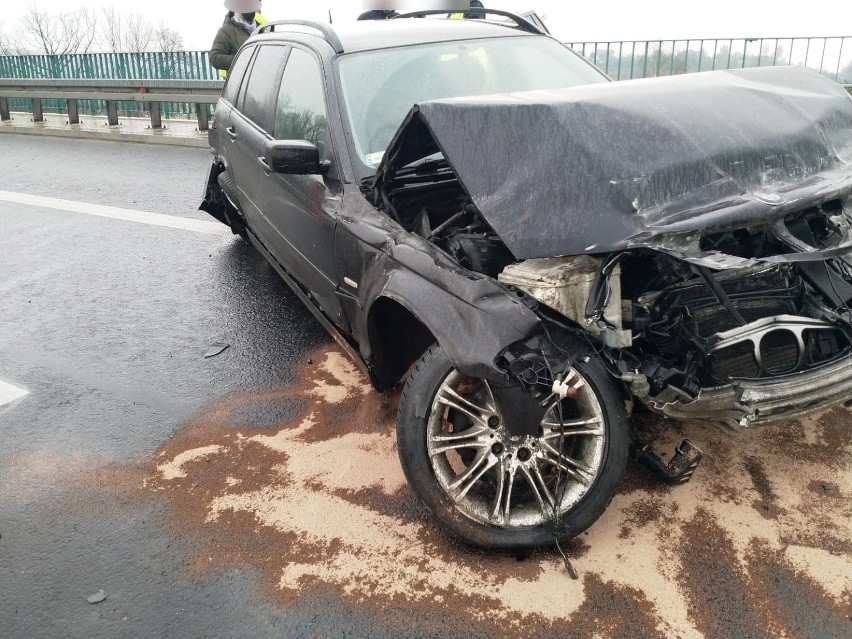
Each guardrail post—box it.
[106,100,118,126]
[67,99,79,125]
[32,98,44,122]
[195,103,209,131]
[0,78,222,134]
[150,101,163,129]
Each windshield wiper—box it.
[394,156,449,178]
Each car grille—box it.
[692,298,795,337]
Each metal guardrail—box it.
[0,51,220,120]
[0,78,222,130]
[569,36,852,82]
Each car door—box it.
[257,46,344,328]
[214,44,255,172]
[227,44,289,253]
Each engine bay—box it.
[372,159,852,427]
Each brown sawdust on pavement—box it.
[744,456,784,520]
[745,540,852,638]
[64,343,852,639]
[676,510,780,639]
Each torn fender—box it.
[365,239,541,383]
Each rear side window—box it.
[221,45,254,105]
[240,45,288,133]
[273,48,327,153]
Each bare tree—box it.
[12,5,97,55]
[96,6,124,52]
[154,24,184,52]
[0,6,194,57]
[96,8,157,52]
[0,20,17,55]
[122,12,155,53]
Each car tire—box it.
[396,343,629,548]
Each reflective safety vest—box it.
[219,13,268,78]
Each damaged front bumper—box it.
[644,354,852,431]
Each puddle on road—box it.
[134,346,851,639]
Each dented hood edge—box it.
[376,66,852,262]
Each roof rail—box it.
[256,20,344,54]
[391,9,545,35]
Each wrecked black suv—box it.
[200,11,852,548]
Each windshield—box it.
[337,36,607,172]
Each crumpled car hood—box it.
[375,66,852,260]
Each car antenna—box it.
[328,10,333,24]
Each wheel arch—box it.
[361,263,541,389]
[367,295,437,390]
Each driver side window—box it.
[274,49,328,153]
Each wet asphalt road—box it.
[0,136,351,638]
[1,135,850,639]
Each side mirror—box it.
[264,139,329,175]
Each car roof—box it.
[251,18,539,54]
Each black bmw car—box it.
[201,11,852,548]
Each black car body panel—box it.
[376,66,852,261]
[333,185,542,386]
[201,19,852,433]
[198,16,852,546]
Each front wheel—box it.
[396,344,629,548]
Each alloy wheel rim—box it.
[426,369,607,529]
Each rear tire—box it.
[396,343,629,548]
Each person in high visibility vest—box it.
[210,0,268,78]
[449,1,485,20]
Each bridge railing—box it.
[569,36,852,82]
[0,51,217,80]
[3,38,852,86]
[2,38,851,132]
[0,51,220,120]
[0,78,223,131]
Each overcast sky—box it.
[2,1,850,51]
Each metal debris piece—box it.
[204,342,230,358]
[86,590,106,604]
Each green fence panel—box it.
[0,50,221,119]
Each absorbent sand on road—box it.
[139,346,852,639]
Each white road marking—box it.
[0,189,232,236]
[0,380,28,407]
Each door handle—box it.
[226,126,237,140]
[257,156,271,173]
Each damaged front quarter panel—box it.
[333,187,542,388]
[373,242,542,382]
